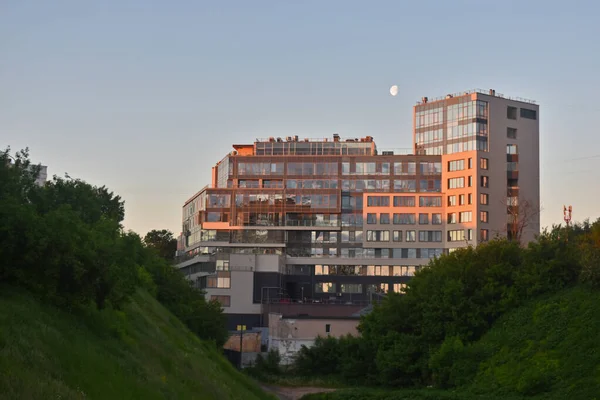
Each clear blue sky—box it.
[2,0,599,236]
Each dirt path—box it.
[260,384,336,400]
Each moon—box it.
[390,85,399,97]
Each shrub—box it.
[0,147,227,347]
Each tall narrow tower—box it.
[413,89,540,248]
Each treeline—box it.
[0,148,227,346]
[285,219,600,389]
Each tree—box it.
[30,175,124,225]
[503,198,542,244]
[144,229,177,262]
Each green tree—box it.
[144,229,177,261]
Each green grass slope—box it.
[0,287,274,400]
[302,286,600,400]
[467,285,600,399]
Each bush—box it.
[247,349,282,379]
[0,147,227,347]
[296,219,600,390]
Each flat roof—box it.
[416,88,536,106]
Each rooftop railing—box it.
[416,88,536,105]
[254,136,375,144]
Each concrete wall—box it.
[256,254,283,272]
[483,94,540,244]
[206,269,261,314]
[268,313,360,364]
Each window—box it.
[394,179,416,192]
[393,283,407,294]
[507,162,518,171]
[207,272,231,288]
[210,295,230,307]
[341,284,362,293]
[467,229,473,241]
[315,282,335,293]
[394,213,416,224]
[419,213,429,224]
[419,230,442,242]
[325,324,331,334]
[406,230,416,242]
[367,196,390,207]
[448,213,457,223]
[216,260,230,271]
[448,195,456,206]
[367,265,390,276]
[367,213,377,224]
[468,158,473,169]
[367,230,390,242]
[507,144,518,155]
[468,193,473,205]
[393,196,416,207]
[368,283,389,293]
[480,211,489,223]
[480,158,488,170]
[448,177,465,189]
[448,160,465,171]
[448,230,465,242]
[459,194,465,205]
[419,196,442,207]
[507,106,517,120]
[420,161,442,175]
[480,229,489,241]
[520,108,537,120]
[432,213,442,225]
[481,176,489,188]
[507,127,517,139]
[380,213,390,224]
[480,193,489,205]
[459,211,472,223]
[468,176,473,187]
[393,230,402,241]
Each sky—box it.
[2,0,600,236]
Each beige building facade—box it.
[268,312,360,364]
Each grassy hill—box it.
[0,286,274,400]
[302,285,600,400]
[466,285,600,399]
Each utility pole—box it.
[237,319,246,369]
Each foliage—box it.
[294,219,600,395]
[577,220,600,288]
[292,335,375,385]
[0,147,227,346]
[466,286,600,398]
[144,229,177,261]
[305,286,600,400]
[246,349,283,381]
[145,257,228,347]
[0,286,274,400]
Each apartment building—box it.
[176,88,540,330]
[415,89,540,244]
